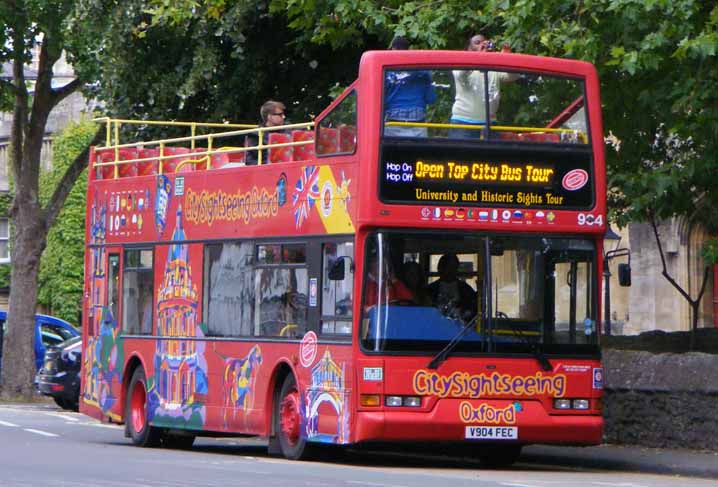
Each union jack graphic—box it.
[292,166,320,228]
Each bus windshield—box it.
[383,68,588,143]
[360,231,598,355]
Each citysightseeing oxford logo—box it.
[184,186,279,226]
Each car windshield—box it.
[360,231,598,355]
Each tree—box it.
[0,1,102,399]
[73,0,379,139]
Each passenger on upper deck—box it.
[449,33,518,139]
[383,36,436,137]
[246,100,287,164]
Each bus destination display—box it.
[379,147,593,209]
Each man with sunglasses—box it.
[246,100,288,164]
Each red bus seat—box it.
[292,130,315,161]
[161,147,192,173]
[192,148,231,170]
[339,125,356,153]
[96,148,138,179]
[222,147,246,166]
[268,132,293,163]
[137,148,159,176]
[520,132,561,143]
[498,131,520,141]
[317,127,339,155]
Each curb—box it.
[521,444,718,479]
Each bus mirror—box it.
[328,259,345,281]
[618,263,631,287]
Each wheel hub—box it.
[279,390,301,446]
[130,381,146,433]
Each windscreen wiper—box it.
[427,308,478,370]
[496,311,552,372]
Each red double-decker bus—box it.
[81,49,607,465]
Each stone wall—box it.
[603,349,718,450]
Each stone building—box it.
[606,221,716,335]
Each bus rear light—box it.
[573,399,590,410]
[360,394,381,407]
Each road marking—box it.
[592,483,649,487]
[45,412,80,422]
[346,482,408,487]
[24,428,59,437]
[0,420,19,427]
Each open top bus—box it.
[81,50,608,465]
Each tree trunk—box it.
[0,203,46,400]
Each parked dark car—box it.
[35,336,82,411]
[0,310,80,371]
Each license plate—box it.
[465,426,518,440]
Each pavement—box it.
[521,444,718,479]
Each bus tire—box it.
[275,374,313,460]
[126,367,162,448]
[478,444,522,468]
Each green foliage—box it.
[72,0,381,143]
[0,187,12,290]
[36,120,96,324]
[268,0,718,231]
[702,238,718,266]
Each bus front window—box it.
[360,231,598,356]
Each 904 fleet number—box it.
[577,213,603,226]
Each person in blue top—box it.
[383,36,436,137]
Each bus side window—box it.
[316,90,357,156]
[203,241,255,337]
[321,241,354,335]
[122,249,154,335]
[255,243,308,338]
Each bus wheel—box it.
[276,374,312,460]
[478,444,522,468]
[126,367,162,447]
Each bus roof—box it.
[358,50,599,80]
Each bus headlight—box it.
[385,396,403,407]
[572,399,590,410]
[553,399,572,410]
[403,396,421,407]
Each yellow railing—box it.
[93,118,316,178]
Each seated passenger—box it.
[246,100,287,165]
[364,254,414,307]
[427,253,477,319]
[400,261,431,306]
